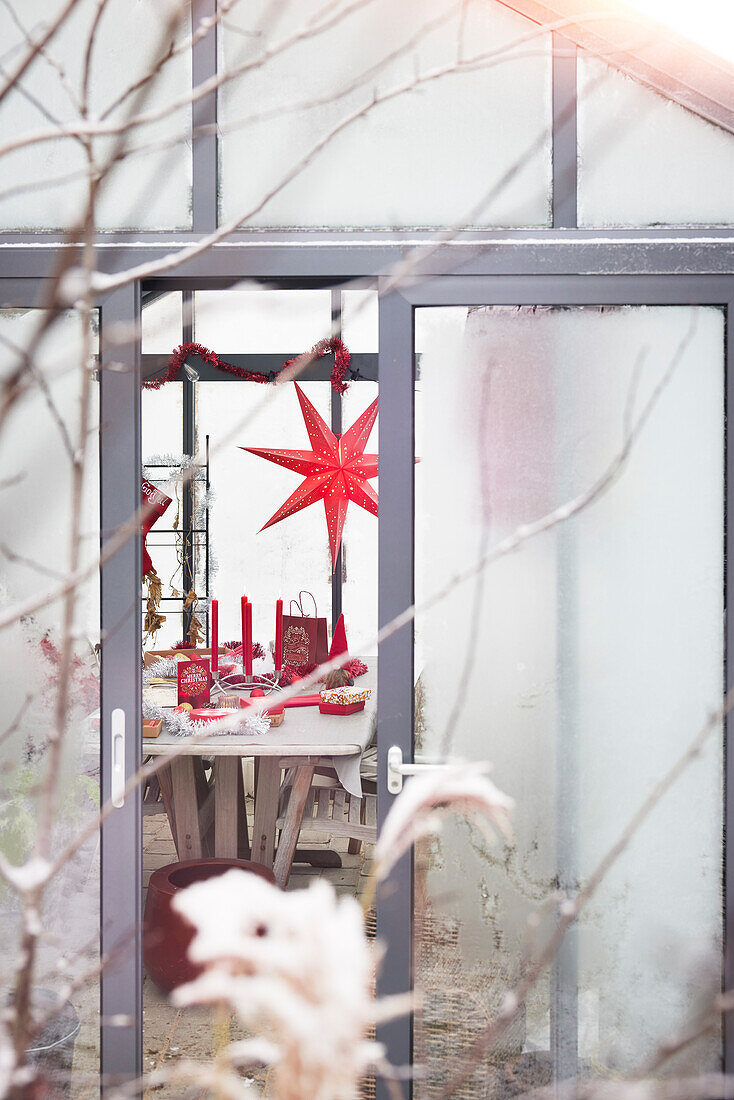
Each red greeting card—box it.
[177,658,211,709]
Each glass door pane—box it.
[0,306,102,1094]
[413,304,724,1094]
[140,287,378,1089]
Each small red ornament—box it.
[240,383,378,571]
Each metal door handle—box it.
[111,708,126,808]
[386,744,451,794]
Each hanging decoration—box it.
[143,568,166,642]
[144,338,352,395]
[141,477,172,577]
[240,383,378,571]
[142,455,216,650]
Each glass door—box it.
[377,276,732,1097]
[0,282,142,1093]
[138,284,379,1090]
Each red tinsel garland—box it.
[143,337,351,395]
[343,657,368,678]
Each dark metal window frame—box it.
[2,3,734,1096]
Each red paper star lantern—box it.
[240,383,378,571]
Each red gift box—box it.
[318,700,366,715]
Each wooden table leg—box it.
[195,758,215,857]
[251,758,281,869]
[157,764,178,857]
[214,757,240,858]
[170,756,204,859]
[237,760,251,860]
[273,764,315,888]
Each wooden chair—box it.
[276,766,377,874]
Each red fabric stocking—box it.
[141,478,172,576]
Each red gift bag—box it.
[282,591,328,667]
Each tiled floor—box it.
[141,802,375,1096]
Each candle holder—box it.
[210,669,283,698]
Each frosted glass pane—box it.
[197,381,333,647]
[219,0,551,228]
[0,0,191,231]
[142,292,182,354]
[341,289,378,353]
[578,56,734,226]
[414,304,723,1091]
[0,310,101,1090]
[195,289,332,351]
[142,385,183,459]
[141,293,184,468]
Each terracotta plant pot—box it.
[143,858,276,993]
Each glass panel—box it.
[198,379,334,641]
[141,292,186,648]
[195,289,333,352]
[0,308,101,1092]
[0,1,191,231]
[219,0,551,229]
[413,304,723,1093]
[142,292,183,355]
[342,289,378,354]
[577,55,734,226]
[142,291,379,1080]
[341,380,378,647]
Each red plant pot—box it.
[143,857,276,993]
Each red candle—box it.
[245,600,253,677]
[210,598,219,674]
[274,597,283,671]
[244,598,253,673]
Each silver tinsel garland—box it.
[142,696,270,739]
[143,658,270,738]
[143,657,181,683]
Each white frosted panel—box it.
[0,0,191,231]
[195,289,332,351]
[0,310,100,1088]
[142,385,183,459]
[341,290,378,353]
[142,293,183,459]
[197,381,333,648]
[219,0,551,228]
[142,292,182,353]
[578,56,734,226]
[341,382,378,649]
[414,305,723,1088]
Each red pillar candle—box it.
[245,600,253,677]
[274,597,283,671]
[241,595,248,674]
[210,598,219,674]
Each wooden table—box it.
[144,666,376,886]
